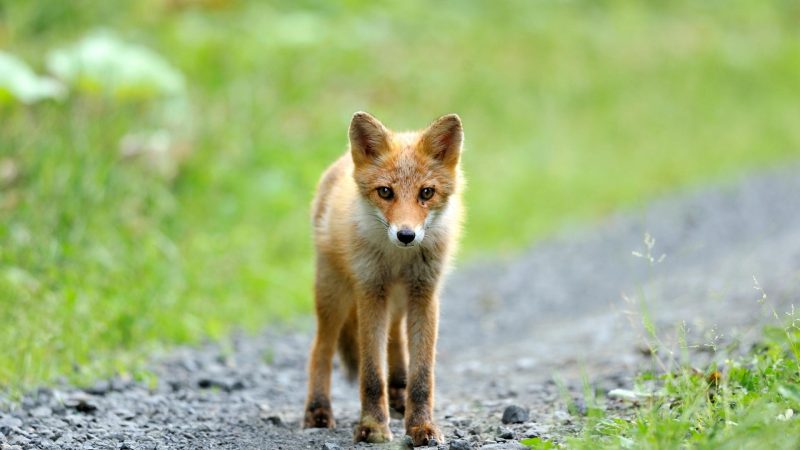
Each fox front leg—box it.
[353,288,393,444]
[404,289,444,446]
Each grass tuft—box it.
[554,321,800,449]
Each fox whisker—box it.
[370,213,390,230]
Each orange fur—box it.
[304,112,465,445]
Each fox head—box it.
[349,111,463,248]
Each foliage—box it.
[546,321,800,449]
[45,30,187,100]
[0,51,65,103]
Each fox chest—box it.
[348,244,442,292]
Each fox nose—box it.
[396,229,416,244]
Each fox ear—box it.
[422,114,463,168]
[349,111,389,166]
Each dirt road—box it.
[2,164,799,449]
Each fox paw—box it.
[354,418,393,443]
[303,403,335,429]
[389,386,406,414]
[407,422,443,446]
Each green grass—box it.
[524,316,800,449]
[2,0,800,388]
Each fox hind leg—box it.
[304,268,350,429]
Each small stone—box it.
[84,381,111,396]
[449,417,472,427]
[1,444,22,450]
[110,376,131,392]
[97,431,120,441]
[515,358,537,370]
[321,443,342,450]
[263,415,282,426]
[65,394,98,414]
[30,406,52,418]
[0,416,23,434]
[497,389,518,399]
[479,443,529,449]
[453,428,465,438]
[75,400,98,414]
[553,410,570,424]
[501,405,528,424]
[399,435,414,449]
[573,398,588,416]
[63,416,83,430]
[115,409,137,420]
[197,377,244,392]
[449,439,473,450]
[20,397,36,410]
[10,427,29,439]
[607,388,644,402]
[9,436,29,447]
[522,423,550,438]
[55,432,74,445]
[50,402,66,415]
[496,427,514,439]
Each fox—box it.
[303,111,465,446]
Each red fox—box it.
[303,112,465,445]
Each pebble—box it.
[263,415,283,426]
[115,409,137,420]
[501,405,528,424]
[573,397,588,416]
[30,406,52,418]
[522,423,550,438]
[399,435,414,449]
[553,410,571,424]
[479,443,529,449]
[321,443,342,450]
[0,416,22,430]
[496,427,514,439]
[449,439,474,450]
[8,436,29,447]
[197,377,245,392]
[65,394,98,414]
[84,381,111,396]
[607,388,639,401]
[449,417,472,427]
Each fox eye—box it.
[419,187,435,201]
[377,186,394,200]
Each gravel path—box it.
[2,164,799,450]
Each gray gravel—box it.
[2,164,799,449]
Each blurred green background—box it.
[1,0,799,388]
